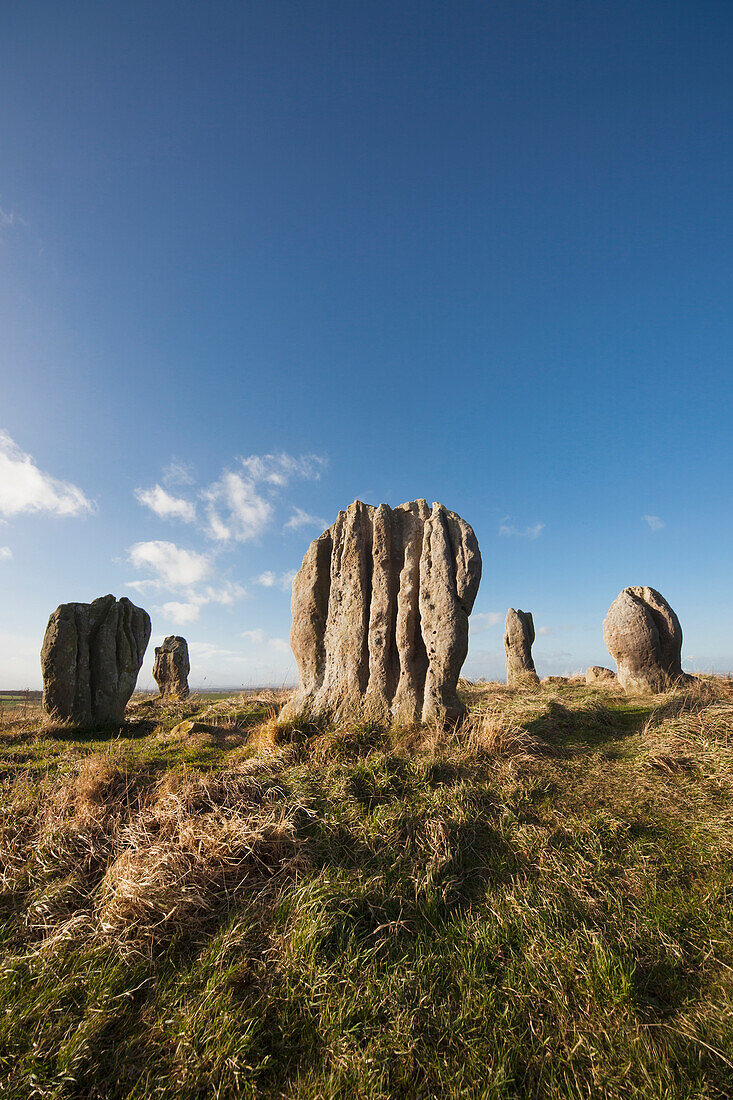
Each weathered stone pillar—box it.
[153,635,190,698]
[41,595,151,725]
[281,499,482,725]
[504,609,540,686]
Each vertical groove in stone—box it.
[366,503,398,719]
[284,498,481,725]
[41,595,150,726]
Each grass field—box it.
[0,677,732,1098]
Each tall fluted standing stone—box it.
[41,595,151,725]
[282,500,482,725]
[504,609,540,686]
[603,586,684,693]
[153,635,190,699]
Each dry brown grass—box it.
[0,676,732,1098]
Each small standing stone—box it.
[41,595,151,726]
[153,636,190,699]
[504,609,540,687]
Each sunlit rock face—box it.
[504,608,540,687]
[153,635,190,699]
[281,500,482,726]
[585,666,616,685]
[41,595,151,726]
[603,586,685,693]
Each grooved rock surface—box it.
[153,635,190,699]
[603,586,684,693]
[504,609,540,686]
[41,595,151,725]
[586,666,616,685]
[282,499,482,725]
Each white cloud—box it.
[242,628,290,654]
[0,431,94,518]
[163,460,195,487]
[643,514,664,532]
[498,520,545,539]
[203,471,273,543]
[537,626,553,636]
[125,579,161,594]
[255,569,296,592]
[135,484,196,523]
[188,641,242,661]
[240,453,327,487]
[0,546,11,561]
[0,205,27,230]
[284,507,326,532]
[470,611,502,634]
[190,582,247,607]
[127,541,211,587]
[162,601,201,626]
[134,450,327,546]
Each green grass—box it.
[0,680,731,1098]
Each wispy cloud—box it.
[0,205,27,231]
[0,546,11,562]
[498,519,545,539]
[135,450,327,545]
[161,601,201,626]
[201,451,326,543]
[255,569,297,592]
[643,514,664,532]
[240,453,327,487]
[135,485,196,523]
[0,431,95,519]
[127,541,211,587]
[127,538,246,628]
[162,460,195,487]
[242,628,290,654]
[284,507,326,532]
[156,581,248,627]
[469,611,502,634]
[203,470,273,543]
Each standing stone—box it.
[41,595,151,725]
[504,609,540,687]
[603,586,685,693]
[282,499,481,725]
[585,666,616,685]
[153,636,190,699]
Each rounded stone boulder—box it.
[603,586,685,693]
[585,666,616,685]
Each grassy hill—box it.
[0,678,731,1098]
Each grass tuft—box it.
[0,679,731,1096]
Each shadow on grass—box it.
[48,717,159,744]
[525,699,657,752]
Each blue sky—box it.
[1,1,732,688]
